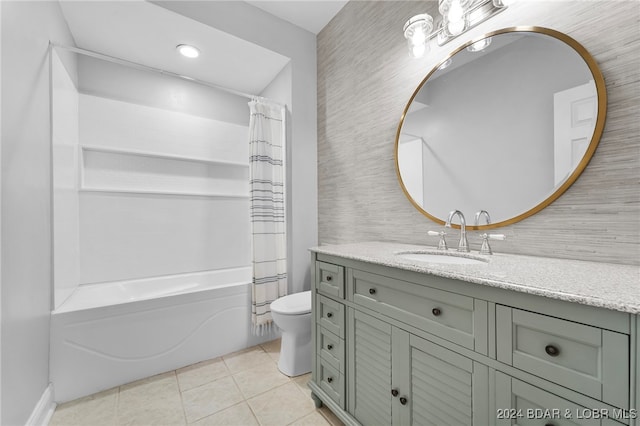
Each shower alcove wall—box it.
[50,47,274,402]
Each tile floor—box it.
[50,339,344,426]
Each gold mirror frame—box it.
[395,26,607,230]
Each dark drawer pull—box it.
[369,288,377,295]
[327,377,334,383]
[326,275,333,282]
[391,389,399,397]
[327,344,334,350]
[400,396,408,405]
[432,308,442,317]
[326,312,333,318]
[545,344,560,357]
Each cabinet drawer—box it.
[496,306,629,410]
[316,295,345,338]
[318,355,345,409]
[316,261,344,299]
[495,372,623,426]
[350,269,485,351]
[317,325,345,373]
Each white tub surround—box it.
[50,268,274,403]
[311,242,640,314]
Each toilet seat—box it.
[270,291,311,315]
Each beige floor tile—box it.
[289,411,331,426]
[190,402,259,426]
[232,361,290,399]
[50,387,118,426]
[292,373,311,396]
[181,376,244,423]
[177,357,229,392]
[260,338,281,363]
[318,406,345,426]
[247,382,315,426]
[117,372,185,426]
[222,346,273,374]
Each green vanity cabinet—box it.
[347,309,490,426]
[309,252,638,426]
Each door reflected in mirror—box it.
[395,27,606,229]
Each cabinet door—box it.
[348,309,393,426]
[395,334,490,425]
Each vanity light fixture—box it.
[438,58,453,70]
[176,44,200,59]
[467,36,492,52]
[403,14,434,58]
[403,0,511,58]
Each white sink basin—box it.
[397,252,487,265]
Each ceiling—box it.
[59,0,345,96]
[246,1,348,34]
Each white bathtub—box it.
[50,268,275,403]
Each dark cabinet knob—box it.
[391,389,399,397]
[369,288,376,295]
[327,344,333,350]
[432,308,442,317]
[326,275,333,282]
[400,397,408,405]
[545,344,560,357]
[327,312,333,318]
[327,377,333,383]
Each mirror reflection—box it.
[396,28,606,228]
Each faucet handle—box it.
[479,233,506,255]
[428,230,448,250]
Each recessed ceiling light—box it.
[176,44,200,59]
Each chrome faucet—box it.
[445,210,470,252]
[474,210,491,226]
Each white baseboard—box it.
[25,384,56,426]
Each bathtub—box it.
[50,267,275,403]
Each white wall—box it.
[77,55,248,126]
[0,1,75,424]
[153,1,318,294]
[52,50,80,309]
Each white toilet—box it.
[270,290,312,376]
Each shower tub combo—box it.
[50,267,270,402]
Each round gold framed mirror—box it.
[395,26,607,229]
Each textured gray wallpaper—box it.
[317,1,639,265]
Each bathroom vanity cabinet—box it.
[308,243,639,426]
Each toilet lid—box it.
[270,291,311,315]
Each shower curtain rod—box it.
[51,43,285,108]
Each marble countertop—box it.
[310,241,640,314]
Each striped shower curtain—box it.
[249,100,287,335]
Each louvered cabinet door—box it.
[400,334,490,426]
[348,309,394,426]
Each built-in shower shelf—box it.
[79,188,250,198]
[80,145,249,198]
[80,145,249,168]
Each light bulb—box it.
[403,14,433,58]
[467,37,492,52]
[411,43,426,58]
[448,0,464,22]
[447,18,466,36]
